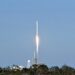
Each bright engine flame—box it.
[35,34,40,53]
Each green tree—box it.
[36,64,49,75]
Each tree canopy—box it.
[0,64,75,75]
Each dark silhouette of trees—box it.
[0,64,75,75]
[36,64,49,75]
[49,66,60,75]
[61,65,75,75]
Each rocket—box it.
[35,20,39,54]
[36,21,38,35]
[34,20,40,64]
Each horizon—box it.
[0,0,75,67]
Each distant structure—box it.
[10,65,24,71]
[27,60,31,68]
[33,21,40,64]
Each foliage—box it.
[0,64,75,75]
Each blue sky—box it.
[0,0,75,67]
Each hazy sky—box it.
[0,0,75,67]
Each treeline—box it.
[0,64,75,75]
